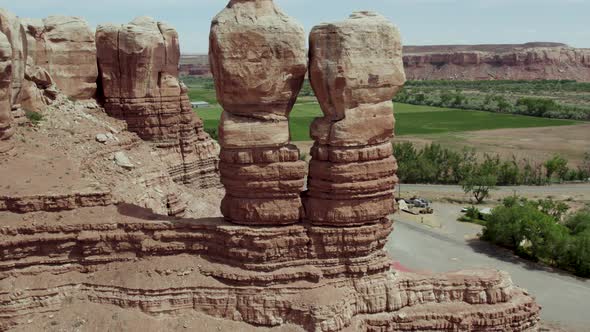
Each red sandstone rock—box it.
[96,17,219,189]
[404,43,590,81]
[305,11,405,227]
[0,30,12,153]
[22,16,98,99]
[0,9,26,106]
[210,0,307,225]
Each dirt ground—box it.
[397,123,590,167]
[294,123,590,167]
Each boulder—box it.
[209,0,307,119]
[20,63,56,113]
[309,11,405,121]
[96,17,220,189]
[210,0,307,225]
[305,12,406,226]
[22,16,97,99]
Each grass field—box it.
[196,102,578,141]
[185,77,580,141]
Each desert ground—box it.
[396,123,590,167]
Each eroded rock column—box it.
[0,9,27,126]
[96,17,219,189]
[210,0,307,225]
[0,31,13,153]
[305,12,406,226]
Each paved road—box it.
[387,212,590,332]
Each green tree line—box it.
[393,142,590,186]
[482,197,590,277]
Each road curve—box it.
[387,216,590,332]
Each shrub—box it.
[544,154,569,180]
[25,110,43,125]
[204,127,218,141]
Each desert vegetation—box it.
[393,142,590,187]
[394,80,590,120]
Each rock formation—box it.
[21,16,98,99]
[210,0,308,225]
[96,17,219,189]
[0,9,26,106]
[0,3,542,331]
[0,30,12,153]
[404,43,590,81]
[305,11,405,227]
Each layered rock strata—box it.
[0,206,540,331]
[210,0,307,225]
[305,12,405,227]
[0,30,12,153]
[96,17,219,189]
[404,43,590,81]
[21,16,98,99]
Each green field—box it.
[196,102,578,141]
[185,77,580,141]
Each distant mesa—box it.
[181,42,590,82]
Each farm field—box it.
[196,102,578,141]
[187,77,588,165]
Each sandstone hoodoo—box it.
[96,17,219,189]
[22,16,98,100]
[306,11,405,227]
[0,29,12,153]
[0,9,26,107]
[210,0,308,225]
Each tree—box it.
[462,173,497,204]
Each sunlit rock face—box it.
[22,16,98,100]
[305,11,406,226]
[0,9,26,107]
[210,0,307,225]
[0,30,13,153]
[96,17,220,189]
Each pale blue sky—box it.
[1,0,589,53]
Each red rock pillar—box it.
[210,0,307,225]
[305,12,406,226]
[96,17,219,189]
[0,31,13,153]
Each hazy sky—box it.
[1,0,589,53]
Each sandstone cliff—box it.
[404,42,590,81]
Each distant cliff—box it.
[181,42,590,82]
[180,53,211,77]
[404,43,590,81]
